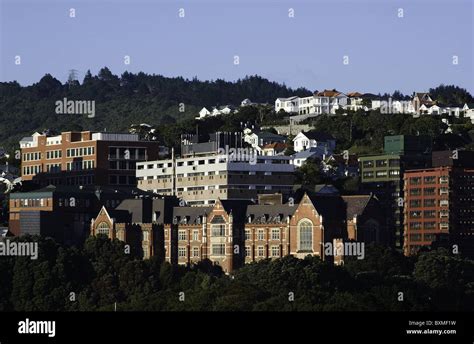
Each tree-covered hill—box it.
[0,235,473,311]
[0,68,311,150]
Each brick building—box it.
[359,135,432,250]
[403,150,474,256]
[9,185,159,245]
[20,131,163,187]
[90,192,387,273]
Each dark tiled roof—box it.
[246,204,296,224]
[110,198,176,224]
[256,132,286,141]
[172,206,213,225]
[342,195,372,221]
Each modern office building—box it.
[20,131,163,187]
[358,135,432,250]
[403,150,474,256]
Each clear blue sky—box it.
[1,0,473,95]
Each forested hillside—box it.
[0,235,472,311]
[0,68,311,150]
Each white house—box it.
[274,90,349,115]
[313,90,348,115]
[345,92,367,111]
[293,131,336,153]
[196,107,212,119]
[244,130,286,149]
[275,96,300,113]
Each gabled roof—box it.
[326,153,358,166]
[342,195,373,221]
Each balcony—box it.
[439,200,449,207]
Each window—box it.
[388,159,400,167]
[212,244,225,256]
[178,247,186,257]
[245,230,251,241]
[375,160,387,167]
[192,247,199,257]
[271,228,280,240]
[271,246,280,257]
[211,225,226,237]
[257,230,265,241]
[257,246,265,257]
[424,188,435,196]
[298,220,313,251]
[245,246,251,257]
[362,160,374,168]
[424,210,436,218]
[178,230,186,241]
[97,222,110,235]
[192,230,199,241]
[424,199,436,207]
[423,176,436,184]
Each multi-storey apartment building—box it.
[90,192,387,273]
[136,131,295,206]
[20,131,162,187]
[136,154,295,206]
[359,135,432,250]
[403,150,474,256]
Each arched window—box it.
[97,222,110,235]
[298,220,313,251]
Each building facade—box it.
[90,192,387,273]
[136,154,295,206]
[20,131,162,187]
[403,150,474,256]
[9,185,158,245]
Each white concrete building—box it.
[136,154,295,206]
[274,90,349,116]
[275,96,300,113]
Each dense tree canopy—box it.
[0,69,310,152]
[0,237,472,311]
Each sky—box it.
[0,0,473,95]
